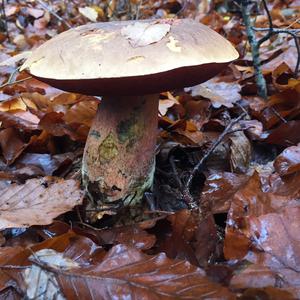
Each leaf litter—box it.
[0,0,300,299]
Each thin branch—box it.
[255,0,300,76]
[240,0,300,101]
[253,27,300,34]
[182,112,247,209]
[254,27,300,76]
[35,0,72,29]
[285,17,300,30]
[261,0,273,30]
[0,76,32,90]
[0,0,10,40]
[241,0,268,99]
[135,0,143,20]
[169,155,183,190]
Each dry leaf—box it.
[0,177,83,229]
[0,128,27,165]
[25,249,78,300]
[0,51,32,67]
[121,21,171,47]
[189,79,241,108]
[229,131,252,174]
[78,7,98,22]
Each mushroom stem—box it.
[82,94,159,210]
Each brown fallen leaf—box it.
[240,120,263,140]
[28,244,235,299]
[0,177,83,229]
[200,172,249,214]
[189,79,241,108]
[24,248,78,299]
[224,171,300,298]
[262,121,300,146]
[229,131,252,174]
[0,231,234,299]
[63,99,98,127]
[15,152,75,176]
[262,46,298,74]
[39,112,84,141]
[0,111,40,131]
[239,287,295,300]
[0,128,28,165]
[274,143,300,176]
[0,231,95,294]
[224,171,300,259]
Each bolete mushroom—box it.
[20,19,238,215]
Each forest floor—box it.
[0,0,300,299]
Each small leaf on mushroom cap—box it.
[121,21,171,47]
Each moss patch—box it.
[117,112,143,149]
[98,132,118,163]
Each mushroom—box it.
[21,19,238,216]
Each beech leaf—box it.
[30,244,234,299]
[0,177,83,229]
[121,22,171,47]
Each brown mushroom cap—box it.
[21,19,239,95]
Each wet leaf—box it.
[201,172,249,214]
[32,244,235,299]
[274,143,300,176]
[224,170,300,282]
[262,121,300,146]
[15,152,75,176]
[0,128,27,165]
[0,111,40,131]
[229,131,252,174]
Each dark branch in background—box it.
[240,0,268,99]
[0,0,10,40]
[182,112,247,209]
[240,0,300,99]
[254,26,300,77]
[35,0,72,29]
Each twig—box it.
[253,27,300,34]
[169,155,183,190]
[254,27,300,76]
[135,0,143,20]
[241,0,268,99]
[35,0,72,29]
[240,0,300,95]
[0,76,32,90]
[144,210,174,215]
[0,0,10,40]
[255,0,300,76]
[182,112,247,208]
[285,17,300,30]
